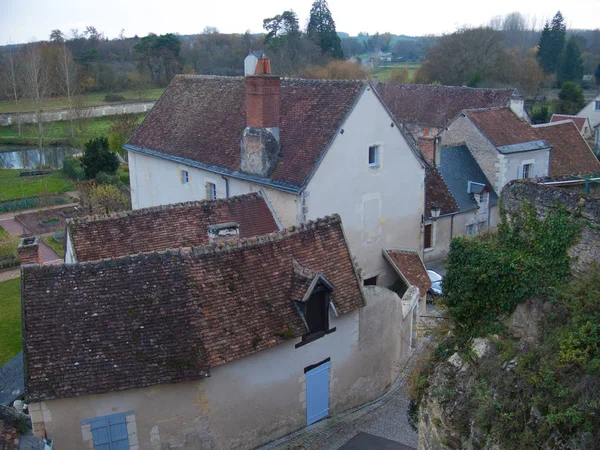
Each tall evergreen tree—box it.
[307,0,343,59]
[558,37,583,85]
[537,11,566,74]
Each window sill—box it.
[295,328,336,349]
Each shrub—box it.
[444,203,581,341]
[104,93,126,102]
[95,171,127,190]
[0,233,18,260]
[0,197,68,214]
[82,137,119,179]
[89,184,128,215]
[62,156,86,181]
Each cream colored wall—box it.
[127,152,297,226]
[503,150,550,186]
[29,286,416,450]
[423,205,500,263]
[305,87,425,286]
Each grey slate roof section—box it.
[437,145,498,213]
[0,352,24,405]
[496,140,550,154]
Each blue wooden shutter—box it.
[306,361,330,425]
[90,413,129,450]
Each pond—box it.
[0,146,81,169]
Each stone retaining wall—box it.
[0,102,155,126]
[501,180,600,276]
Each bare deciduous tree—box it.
[22,41,49,162]
[0,48,23,137]
[55,40,78,138]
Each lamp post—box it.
[430,204,441,220]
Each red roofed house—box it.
[23,216,420,449]
[550,114,592,139]
[441,107,600,195]
[125,58,427,288]
[64,192,281,262]
[375,83,527,141]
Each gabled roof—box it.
[126,75,366,192]
[383,249,431,298]
[67,192,279,262]
[464,107,547,150]
[533,121,600,177]
[437,145,498,213]
[376,83,515,128]
[425,166,460,217]
[22,215,365,402]
[550,114,589,133]
[0,353,23,406]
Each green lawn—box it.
[0,88,165,114]
[0,169,74,201]
[0,113,146,143]
[0,278,22,365]
[371,62,421,82]
[42,235,65,258]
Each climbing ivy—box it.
[443,202,581,341]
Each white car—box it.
[427,270,443,299]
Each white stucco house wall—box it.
[22,217,420,450]
[577,93,600,149]
[124,59,426,287]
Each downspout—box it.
[450,214,454,239]
[221,175,229,198]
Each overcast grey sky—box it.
[1,0,599,44]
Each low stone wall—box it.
[0,102,155,126]
[501,180,600,276]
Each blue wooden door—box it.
[91,414,129,450]
[306,361,330,425]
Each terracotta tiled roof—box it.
[425,167,459,217]
[127,75,364,189]
[22,215,365,401]
[533,121,600,177]
[465,107,541,147]
[550,114,588,133]
[383,249,431,299]
[376,83,514,128]
[67,192,279,261]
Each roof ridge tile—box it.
[67,192,263,225]
[33,214,342,274]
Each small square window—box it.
[466,224,476,236]
[520,163,533,179]
[363,276,378,286]
[181,170,189,185]
[595,101,600,111]
[206,182,217,200]
[368,146,378,166]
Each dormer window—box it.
[304,286,330,337]
[207,222,240,242]
[292,264,337,348]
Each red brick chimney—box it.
[245,58,280,129]
[18,236,42,265]
[241,57,281,177]
[418,136,435,165]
